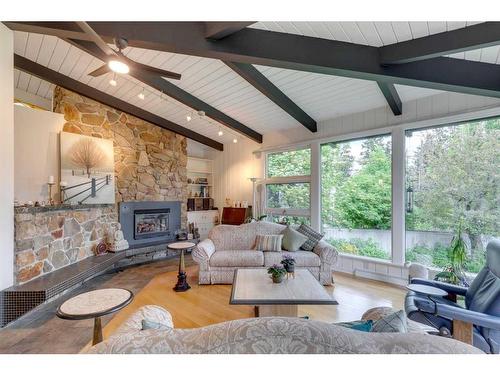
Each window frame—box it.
[263,147,312,221]
[259,106,500,268]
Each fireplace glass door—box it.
[134,209,170,239]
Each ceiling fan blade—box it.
[88,64,111,77]
[76,21,116,57]
[123,57,181,80]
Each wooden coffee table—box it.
[230,268,338,317]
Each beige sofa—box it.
[191,221,338,285]
[84,305,481,354]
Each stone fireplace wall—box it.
[53,86,188,210]
[14,205,116,284]
[13,87,188,284]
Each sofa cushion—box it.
[210,250,264,267]
[296,224,324,251]
[264,250,320,267]
[281,227,308,252]
[255,234,283,252]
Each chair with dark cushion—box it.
[405,239,500,353]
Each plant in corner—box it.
[434,221,470,286]
[267,264,287,283]
[281,255,296,273]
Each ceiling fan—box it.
[76,22,181,80]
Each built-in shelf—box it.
[187,156,215,201]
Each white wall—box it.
[212,138,263,210]
[0,24,14,290]
[14,106,65,203]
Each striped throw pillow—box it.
[254,234,283,252]
[296,224,324,251]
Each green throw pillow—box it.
[281,227,308,252]
[335,320,373,332]
[141,319,172,331]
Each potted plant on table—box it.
[281,255,296,273]
[267,264,287,283]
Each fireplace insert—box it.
[134,209,170,240]
[119,201,181,248]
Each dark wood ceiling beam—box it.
[3,21,90,40]
[224,61,317,132]
[380,22,500,64]
[13,54,224,151]
[8,22,500,102]
[68,39,263,143]
[80,23,500,99]
[205,22,255,40]
[377,82,402,116]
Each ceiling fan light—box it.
[108,59,130,74]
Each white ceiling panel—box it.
[14,23,482,145]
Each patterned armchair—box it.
[192,221,338,285]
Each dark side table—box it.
[56,288,133,345]
[167,241,196,292]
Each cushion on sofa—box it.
[296,224,324,251]
[281,227,308,252]
[371,310,408,333]
[255,234,283,251]
[210,250,264,267]
[264,250,320,267]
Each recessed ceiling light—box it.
[109,78,117,86]
[108,59,129,74]
[186,114,192,122]
[138,91,145,100]
[233,138,238,144]
[218,128,223,136]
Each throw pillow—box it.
[254,234,283,252]
[371,310,408,333]
[281,227,308,252]
[141,319,172,331]
[335,320,373,332]
[296,224,324,251]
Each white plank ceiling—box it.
[13,22,498,146]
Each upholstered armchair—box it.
[405,239,500,353]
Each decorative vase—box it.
[283,263,295,273]
[272,274,284,283]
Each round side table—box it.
[406,284,447,297]
[56,288,133,345]
[167,241,196,292]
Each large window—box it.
[405,119,500,273]
[321,135,392,260]
[264,148,311,225]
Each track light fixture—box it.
[138,88,145,100]
[109,73,117,86]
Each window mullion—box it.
[392,128,406,265]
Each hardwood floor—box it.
[102,264,406,339]
[0,256,406,353]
